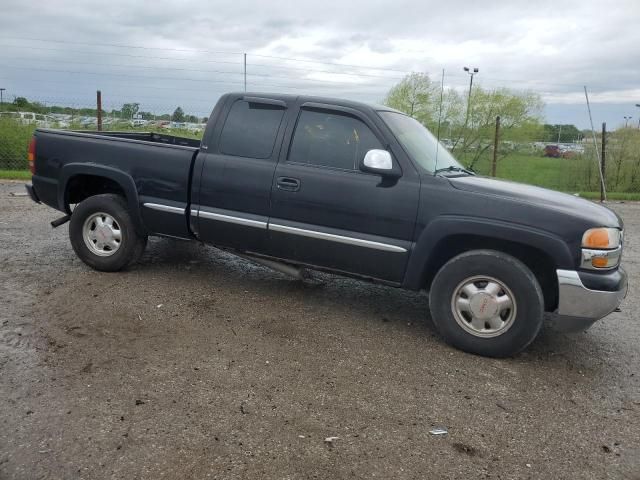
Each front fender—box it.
[403,215,575,290]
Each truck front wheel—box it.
[429,250,544,357]
[69,194,147,272]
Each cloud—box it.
[0,0,638,127]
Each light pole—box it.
[463,67,479,128]
[0,88,5,109]
[462,67,479,163]
[624,116,632,128]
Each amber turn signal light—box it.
[582,228,620,249]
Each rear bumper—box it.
[548,268,628,332]
[25,183,40,203]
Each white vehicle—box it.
[0,111,55,127]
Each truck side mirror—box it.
[360,149,401,178]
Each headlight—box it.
[581,227,622,270]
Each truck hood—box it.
[447,175,622,229]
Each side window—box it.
[219,100,285,159]
[288,109,383,170]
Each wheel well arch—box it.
[59,165,146,236]
[64,174,127,207]
[423,234,558,312]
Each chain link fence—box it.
[0,97,209,171]
[1,95,638,197]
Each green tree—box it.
[121,103,140,119]
[13,97,30,109]
[384,73,439,126]
[172,107,185,122]
[543,124,583,143]
[383,73,544,170]
[462,88,544,168]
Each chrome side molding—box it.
[189,207,407,253]
[143,203,185,214]
[269,223,407,253]
[191,208,267,229]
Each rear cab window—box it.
[219,100,286,159]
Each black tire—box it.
[69,194,147,272]
[429,249,544,357]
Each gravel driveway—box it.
[1,181,638,479]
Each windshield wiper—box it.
[434,165,475,176]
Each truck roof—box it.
[229,92,405,116]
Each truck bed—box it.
[71,130,202,148]
[32,128,201,239]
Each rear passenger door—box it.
[192,96,288,252]
[268,103,420,283]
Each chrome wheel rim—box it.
[451,275,517,338]
[82,212,122,257]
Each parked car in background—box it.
[0,111,56,127]
[544,144,561,158]
[185,122,206,133]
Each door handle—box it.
[277,177,301,192]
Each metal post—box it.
[433,69,445,175]
[584,86,606,201]
[492,116,500,177]
[601,122,606,202]
[243,53,247,92]
[96,90,102,131]
[0,88,5,108]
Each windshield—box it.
[379,111,463,173]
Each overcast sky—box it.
[1,0,639,129]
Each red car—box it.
[544,145,561,158]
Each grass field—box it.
[2,149,638,199]
[0,170,31,180]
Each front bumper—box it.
[548,268,628,332]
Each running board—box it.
[236,253,310,280]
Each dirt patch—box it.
[1,182,639,479]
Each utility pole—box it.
[462,66,479,163]
[243,53,247,92]
[600,122,606,203]
[491,116,500,177]
[96,90,102,131]
[0,88,5,109]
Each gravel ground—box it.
[0,181,638,479]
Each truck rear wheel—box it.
[429,250,544,357]
[69,194,147,272]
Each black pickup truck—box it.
[25,92,627,357]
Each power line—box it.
[0,36,410,74]
[1,65,392,89]
[0,55,403,84]
[0,37,617,90]
[0,43,244,67]
[0,36,242,56]
[0,43,408,80]
[246,62,407,79]
[247,53,410,73]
